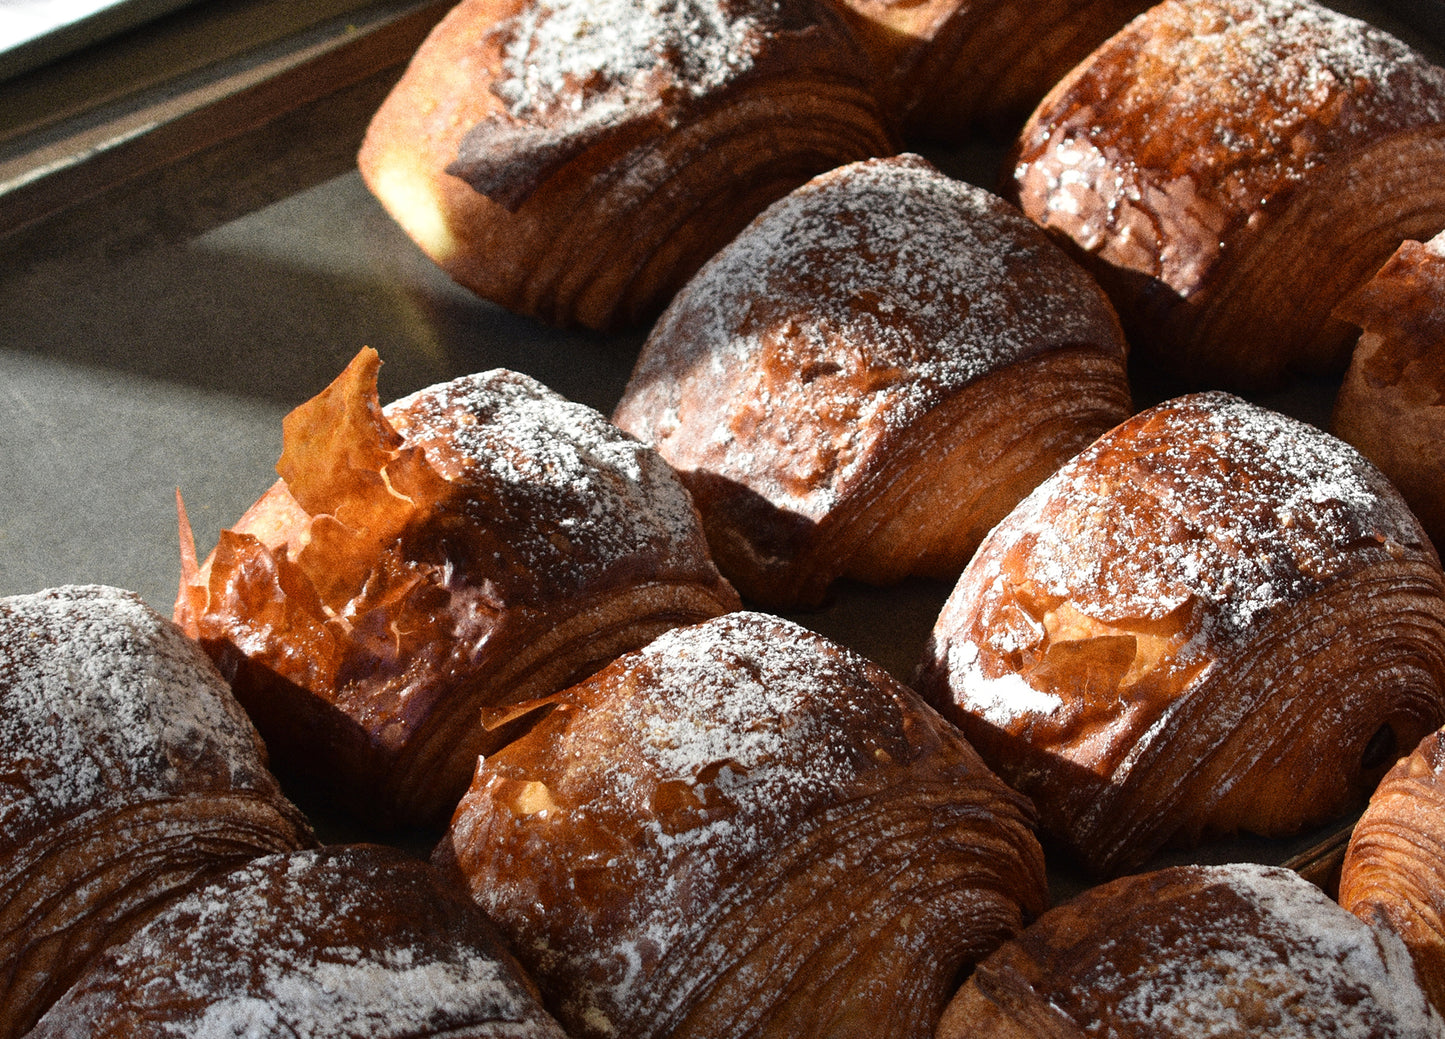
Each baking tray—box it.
[1,0,1439,887]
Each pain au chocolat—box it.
[435,610,1047,1039]
[357,0,895,331]
[0,585,315,1039]
[1340,726,1445,1015]
[1008,0,1445,390]
[612,154,1131,609]
[27,844,569,1039]
[939,863,1445,1038]
[916,391,1445,877]
[175,348,738,830]
[1332,229,1445,554]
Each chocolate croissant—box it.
[1008,0,1445,389]
[916,391,1445,877]
[435,610,1047,1039]
[612,153,1131,609]
[0,585,315,1039]
[176,348,738,829]
[1332,230,1445,554]
[27,844,569,1038]
[358,0,896,330]
[939,863,1444,1037]
[1340,727,1445,1015]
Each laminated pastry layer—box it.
[916,391,1445,876]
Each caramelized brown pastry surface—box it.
[176,348,738,829]
[613,154,1131,608]
[940,863,1445,1038]
[0,585,314,1039]
[1332,229,1445,554]
[28,844,569,1038]
[1009,0,1445,389]
[436,610,1047,1039]
[827,0,1150,139]
[916,391,1445,877]
[358,0,895,330]
[1341,727,1445,1015]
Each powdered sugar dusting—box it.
[494,0,773,125]
[999,392,1423,641]
[0,585,274,844]
[387,369,712,592]
[1081,864,1442,1037]
[619,154,1124,516]
[43,846,561,1038]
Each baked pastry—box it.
[939,862,1445,1037]
[827,0,1150,140]
[435,610,1047,1039]
[612,153,1131,609]
[1340,726,1445,1014]
[357,0,896,331]
[27,844,569,1038]
[175,348,739,830]
[0,585,315,1039]
[916,391,1445,877]
[1332,229,1445,554]
[1008,0,1445,390]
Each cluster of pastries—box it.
[14,0,1445,1034]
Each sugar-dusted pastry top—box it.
[917,391,1445,874]
[27,844,569,1039]
[440,610,1046,1039]
[450,0,856,206]
[619,153,1126,521]
[941,863,1445,1038]
[177,348,738,827]
[0,584,284,850]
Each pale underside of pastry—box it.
[939,863,1445,1038]
[436,611,1047,1039]
[1332,230,1445,555]
[27,844,570,1039]
[1341,728,1445,1016]
[1009,0,1445,390]
[0,586,315,1039]
[824,0,1151,140]
[613,153,1131,609]
[916,391,1445,877]
[176,348,739,830]
[358,0,896,331]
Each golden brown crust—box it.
[27,844,570,1038]
[940,863,1443,1037]
[357,0,895,331]
[1332,231,1445,556]
[436,611,1047,1039]
[0,586,315,1039]
[176,349,739,829]
[1341,728,1445,1015]
[1008,0,1445,389]
[916,392,1445,876]
[613,154,1131,608]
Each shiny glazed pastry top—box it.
[1009,0,1445,389]
[916,391,1445,876]
[436,610,1047,1039]
[176,348,738,830]
[613,153,1131,608]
